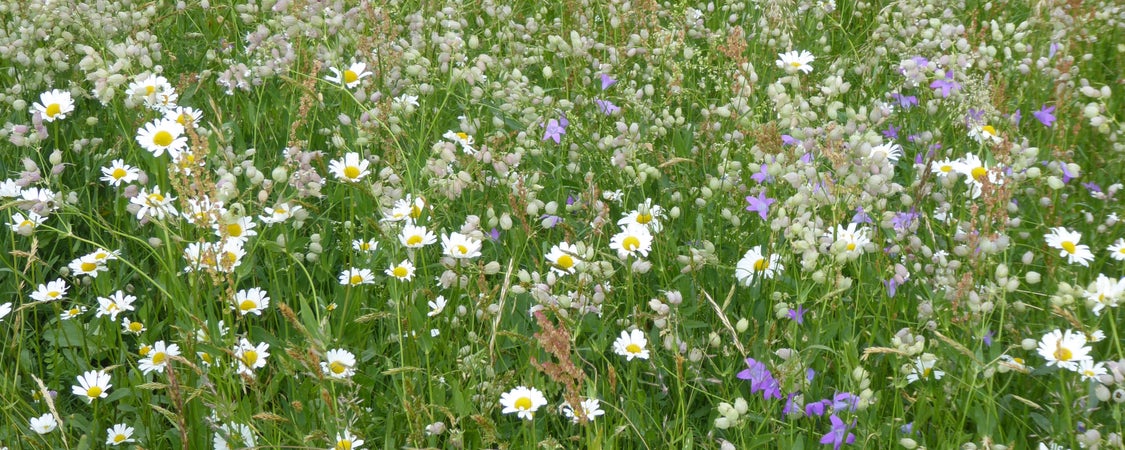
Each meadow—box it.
[1,0,1124,448]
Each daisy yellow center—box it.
[971,167,988,181]
[148,193,165,203]
[359,242,371,250]
[622,236,641,251]
[69,308,80,315]
[753,258,768,271]
[940,164,953,173]
[106,303,118,311]
[790,61,802,67]
[456,132,468,141]
[349,275,363,285]
[20,220,34,228]
[329,361,347,374]
[1061,241,1077,254]
[47,291,61,298]
[636,213,652,224]
[274,208,288,214]
[922,367,932,378]
[1083,369,1095,377]
[201,353,214,364]
[1013,357,1024,364]
[222,251,239,266]
[113,434,127,443]
[981,125,996,136]
[556,254,574,269]
[128,321,144,332]
[407,235,423,245]
[846,242,856,251]
[1119,248,1125,254]
[153,130,174,147]
[393,266,408,278]
[145,86,156,95]
[239,299,258,311]
[242,350,258,366]
[139,346,151,356]
[456,244,468,255]
[343,70,358,84]
[86,386,103,398]
[46,103,62,117]
[1054,346,1073,362]
[410,205,422,218]
[112,168,128,179]
[626,343,643,354]
[227,223,243,237]
[514,397,533,410]
[176,114,190,125]
[81,261,98,272]
[344,165,360,179]
[152,352,166,365]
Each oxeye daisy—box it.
[29,413,58,434]
[829,223,871,258]
[30,278,68,302]
[609,224,654,259]
[0,302,10,322]
[383,195,427,222]
[328,152,371,182]
[135,118,188,158]
[386,259,416,281]
[9,211,47,236]
[442,232,482,259]
[106,423,135,446]
[338,268,375,286]
[163,106,203,128]
[131,185,179,221]
[68,255,107,278]
[352,238,379,253]
[100,159,140,186]
[870,142,903,162]
[32,89,75,122]
[1107,238,1125,261]
[214,422,256,450]
[954,153,1003,198]
[1037,329,1092,371]
[260,202,301,224]
[60,304,86,320]
[399,224,437,248]
[560,398,606,424]
[232,287,270,316]
[427,295,447,316]
[776,50,815,74]
[1084,273,1123,316]
[1044,227,1094,266]
[121,317,146,335]
[930,158,960,178]
[616,198,665,233]
[127,73,174,107]
[442,130,476,154]
[233,338,270,377]
[1077,360,1107,382]
[215,216,257,243]
[968,123,1002,145]
[545,242,581,276]
[499,386,548,420]
[72,370,112,403]
[321,348,357,379]
[332,429,365,450]
[612,329,650,361]
[326,62,371,88]
[998,354,1031,373]
[734,245,783,284]
[139,340,180,374]
[96,290,137,321]
[905,354,944,383]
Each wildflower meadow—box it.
[3,0,1125,448]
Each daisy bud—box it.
[1020,339,1037,351]
[900,438,918,449]
[1025,271,1041,284]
